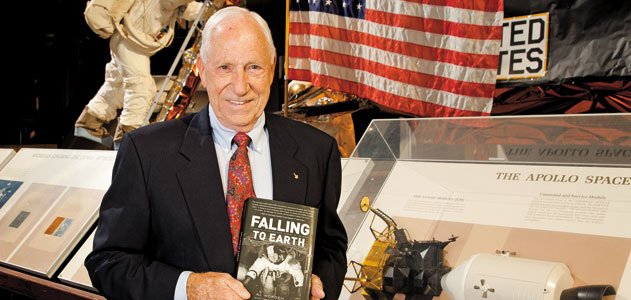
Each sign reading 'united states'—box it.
[288,0,504,117]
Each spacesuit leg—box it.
[75,35,125,146]
[85,47,125,122]
[111,34,156,143]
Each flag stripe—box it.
[290,11,500,55]
[289,47,496,97]
[290,68,491,116]
[290,58,493,112]
[365,10,501,40]
[369,1,503,26]
[401,0,502,13]
[289,26,500,72]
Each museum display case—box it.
[0,148,114,299]
[0,113,629,299]
[338,113,630,300]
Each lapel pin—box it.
[293,172,299,179]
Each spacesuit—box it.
[75,0,207,146]
[244,246,305,297]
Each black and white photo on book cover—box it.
[236,198,318,300]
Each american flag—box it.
[288,0,504,117]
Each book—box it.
[236,198,319,300]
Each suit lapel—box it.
[267,113,308,205]
[176,107,235,272]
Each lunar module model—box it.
[344,197,457,300]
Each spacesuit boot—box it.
[74,106,113,147]
[113,123,138,150]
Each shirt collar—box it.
[208,106,266,153]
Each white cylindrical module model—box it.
[441,253,574,300]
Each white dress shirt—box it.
[174,108,273,299]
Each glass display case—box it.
[0,148,114,299]
[339,113,630,300]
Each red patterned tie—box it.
[226,132,256,254]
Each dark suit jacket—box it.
[85,107,347,300]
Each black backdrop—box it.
[501,0,630,87]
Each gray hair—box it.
[200,6,276,64]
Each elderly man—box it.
[85,6,347,300]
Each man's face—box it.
[198,17,275,132]
[266,246,280,263]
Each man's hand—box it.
[310,274,325,300]
[187,272,251,300]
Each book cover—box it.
[236,198,318,300]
